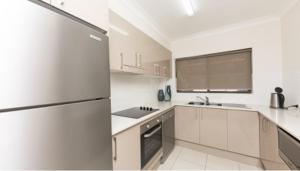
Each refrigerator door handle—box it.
[113,137,117,161]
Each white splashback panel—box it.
[110,74,166,113]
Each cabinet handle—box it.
[262,118,265,132]
[135,53,138,67]
[60,0,65,6]
[262,117,268,132]
[113,137,117,161]
[139,54,142,68]
[120,53,124,70]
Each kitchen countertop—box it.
[111,101,300,141]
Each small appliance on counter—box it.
[164,85,172,101]
[158,89,165,101]
[270,87,285,109]
[270,87,299,109]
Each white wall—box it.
[170,20,283,105]
[110,74,167,112]
[282,1,300,105]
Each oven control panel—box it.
[140,115,162,134]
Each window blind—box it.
[176,49,252,93]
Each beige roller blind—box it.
[176,57,208,90]
[208,50,252,90]
[176,49,252,92]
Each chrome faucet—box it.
[196,96,210,105]
[205,96,210,105]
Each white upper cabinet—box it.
[109,11,172,77]
[200,108,228,150]
[51,0,109,31]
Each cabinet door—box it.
[109,11,145,74]
[228,110,260,157]
[200,108,228,150]
[260,115,288,169]
[51,0,108,31]
[175,106,200,144]
[112,126,140,170]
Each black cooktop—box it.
[112,107,159,119]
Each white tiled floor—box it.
[158,146,264,170]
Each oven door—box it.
[141,123,162,168]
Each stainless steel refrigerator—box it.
[0,0,112,170]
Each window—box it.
[176,48,252,93]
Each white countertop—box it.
[111,101,300,141]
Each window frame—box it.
[176,48,253,94]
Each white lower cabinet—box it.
[112,126,140,170]
[175,106,200,144]
[228,110,260,157]
[200,108,228,150]
[175,106,260,158]
[260,115,289,170]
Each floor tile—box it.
[206,154,239,170]
[158,146,183,170]
[158,154,178,170]
[177,147,207,166]
[169,146,183,159]
[239,163,264,170]
[172,158,205,170]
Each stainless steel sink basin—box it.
[188,102,205,105]
[188,101,222,106]
[188,102,248,108]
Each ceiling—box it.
[126,0,297,41]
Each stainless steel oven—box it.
[140,116,162,169]
[278,127,300,170]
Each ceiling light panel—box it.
[182,0,195,16]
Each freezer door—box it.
[0,99,112,170]
[0,1,110,110]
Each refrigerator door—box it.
[0,99,112,170]
[0,1,110,110]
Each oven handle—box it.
[143,125,162,138]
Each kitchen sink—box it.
[188,101,222,106]
[188,101,205,105]
[188,102,248,108]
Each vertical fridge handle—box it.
[113,137,117,161]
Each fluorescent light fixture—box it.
[182,0,194,16]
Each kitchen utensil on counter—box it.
[164,85,172,101]
[158,89,165,101]
[270,87,285,109]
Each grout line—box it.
[238,162,242,170]
[204,153,208,170]
[169,146,182,170]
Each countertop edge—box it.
[112,103,300,141]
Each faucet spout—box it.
[196,96,210,105]
[205,96,209,105]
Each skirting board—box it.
[176,140,263,168]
